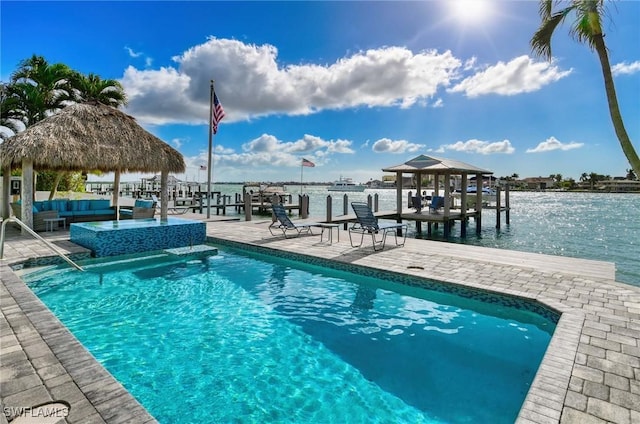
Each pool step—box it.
[163,245,218,256]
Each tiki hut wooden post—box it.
[1,167,10,220]
[160,171,169,219]
[21,159,34,234]
[113,170,121,220]
[0,102,185,230]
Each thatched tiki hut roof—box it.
[1,102,186,228]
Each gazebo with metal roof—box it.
[382,154,497,236]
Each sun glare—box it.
[448,0,494,25]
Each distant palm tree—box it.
[531,0,640,177]
[589,172,600,190]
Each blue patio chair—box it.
[429,196,445,213]
[269,203,319,238]
[348,202,407,251]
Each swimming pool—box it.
[23,245,557,423]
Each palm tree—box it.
[8,55,76,199]
[50,72,129,198]
[0,83,23,138]
[531,0,640,177]
[71,72,127,107]
[10,55,75,124]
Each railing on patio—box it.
[0,217,84,271]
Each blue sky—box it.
[2,1,639,184]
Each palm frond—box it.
[531,8,573,59]
[538,0,554,20]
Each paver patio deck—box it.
[1,215,638,423]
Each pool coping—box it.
[1,220,639,423]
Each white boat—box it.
[452,185,497,207]
[243,183,291,204]
[327,177,366,192]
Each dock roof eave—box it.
[381,154,493,175]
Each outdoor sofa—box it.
[10,199,116,231]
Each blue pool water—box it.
[24,247,557,423]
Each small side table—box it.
[44,217,66,232]
[314,223,340,244]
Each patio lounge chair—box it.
[348,202,407,251]
[269,203,319,238]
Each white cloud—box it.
[125,46,142,58]
[372,138,425,153]
[526,136,583,153]
[612,60,640,76]
[185,133,355,171]
[448,55,572,97]
[169,137,183,149]
[438,139,515,155]
[121,37,462,125]
[463,56,477,71]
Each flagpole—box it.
[207,80,214,218]
[300,161,303,194]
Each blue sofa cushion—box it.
[89,199,110,210]
[49,199,70,212]
[69,200,88,211]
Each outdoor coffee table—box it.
[44,217,66,232]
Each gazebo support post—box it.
[395,171,403,235]
[475,172,482,234]
[443,172,451,237]
[460,173,468,237]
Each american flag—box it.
[302,158,315,167]
[212,92,226,134]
